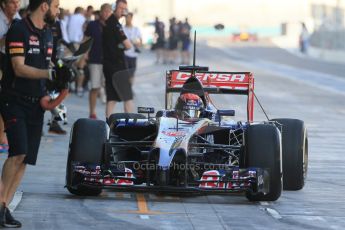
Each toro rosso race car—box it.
[65,66,308,201]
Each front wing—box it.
[69,163,270,195]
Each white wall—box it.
[59,0,337,25]
[19,0,344,30]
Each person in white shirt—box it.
[0,0,20,54]
[67,6,86,96]
[59,8,70,44]
[123,12,142,84]
[0,0,21,154]
[67,7,85,44]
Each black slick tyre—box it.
[271,118,308,190]
[66,119,107,196]
[245,124,282,201]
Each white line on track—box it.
[265,208,282,220]
[260,202,270,206]
[139,215,150,220]
[9,191,23,212]
[114,192,132,199]
[122,193,132,199]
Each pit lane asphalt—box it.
[3,39,345,229]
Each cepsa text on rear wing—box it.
[165,70,255,122]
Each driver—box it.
[175,93,204,120]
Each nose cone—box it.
[157,148,173,168]
[156,148,171,186]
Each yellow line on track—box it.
[111,193,179,215]
[136,193,149,213]
[125,193,175,215]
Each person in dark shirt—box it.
[180,18,191,65]
[84,3,112,119]
[168,17,179,64]
[153,16,165,64]
[0,0,69,227]
[102,0,132,119]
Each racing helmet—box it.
[175,93,204,119]
[49,92,67,123]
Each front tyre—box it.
[66,119,107,196]
[245,124,282,201]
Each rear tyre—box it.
[66,119,107,196]
[245,124,282,201]
[271,118,308,190]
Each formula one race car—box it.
[232,31,258,42]
[65,65,308,201]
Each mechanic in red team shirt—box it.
[0,0,72,227]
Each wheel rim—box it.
[303,134,308,181]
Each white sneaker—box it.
[100,87,106,104]
[77,88,84,97]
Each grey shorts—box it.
[89,64,105,89]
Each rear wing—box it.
[165,70,255,122]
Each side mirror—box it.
[217,110,235,126]
[217,110,235,117]
[138,107,155,119]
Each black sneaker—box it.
[4,208,21,228]
[48,121,67,135]
[0,203,6,227]
[4,208,22,228]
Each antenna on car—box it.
[193,30,196,67]
[178,31,208,73]
[191,31,197,78]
